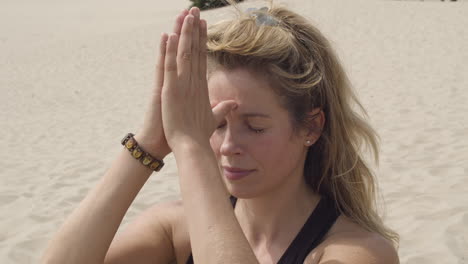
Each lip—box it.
[222,167,255,180]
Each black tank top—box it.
[185,196,340,264]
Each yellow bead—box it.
[142,156,153,165]
[132,149,143,159]
[150,161,160,170]
[125,139,135,149]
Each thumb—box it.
[212,100,237,125]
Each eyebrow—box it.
[240,112,272,119]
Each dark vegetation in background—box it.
[192,0,458,10]
[189,0,245,11]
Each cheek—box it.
[258,137,288,162]
[242,133,288,167]
[255,132,303,171]
[253,135,277,154]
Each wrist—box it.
[172,138,212,157]
[121,133,165,172]
[133,134,169,160]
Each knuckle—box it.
[165,63,177,72]
[159,46,166,54]
[184,25,192,34]
[181,52,191,61]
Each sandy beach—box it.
[1,0,467,263]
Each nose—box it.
[219,126,243,156]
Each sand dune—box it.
[1,0,467,263]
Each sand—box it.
[1,0,467,263]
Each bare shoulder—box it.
[105,199,191,264]
[157,199,192,263]
[305,216,399,264]
[144,199,192,263]
[124,198,184,242]
[145,199,185,229]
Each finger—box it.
[164,33,179,92]
[155,33,169,92]
[212,100,238,125]
[177,15,194,81]
[190,7,200,83]
[199,19,208,79]
[199,19,208,93]
[173,9,189,36]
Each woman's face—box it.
[208,68,309,198]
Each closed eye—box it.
[248,125,265,134]
[216,122,265,134]
[217,122,227,129]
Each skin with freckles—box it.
[206,67,328,263]
[208,68,314,199]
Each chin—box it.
[225,181,274,199]
[225,183,257,199]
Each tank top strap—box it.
[230,195,238,208]
[277,196,340,263]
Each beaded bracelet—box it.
[121,133,165,172]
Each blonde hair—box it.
[206,0,399,247]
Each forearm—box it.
[40,146,155,264]
[173,141,259,264]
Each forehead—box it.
[208,68,282,110]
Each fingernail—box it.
[193,7,200,17]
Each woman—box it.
[40,2,399,263]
